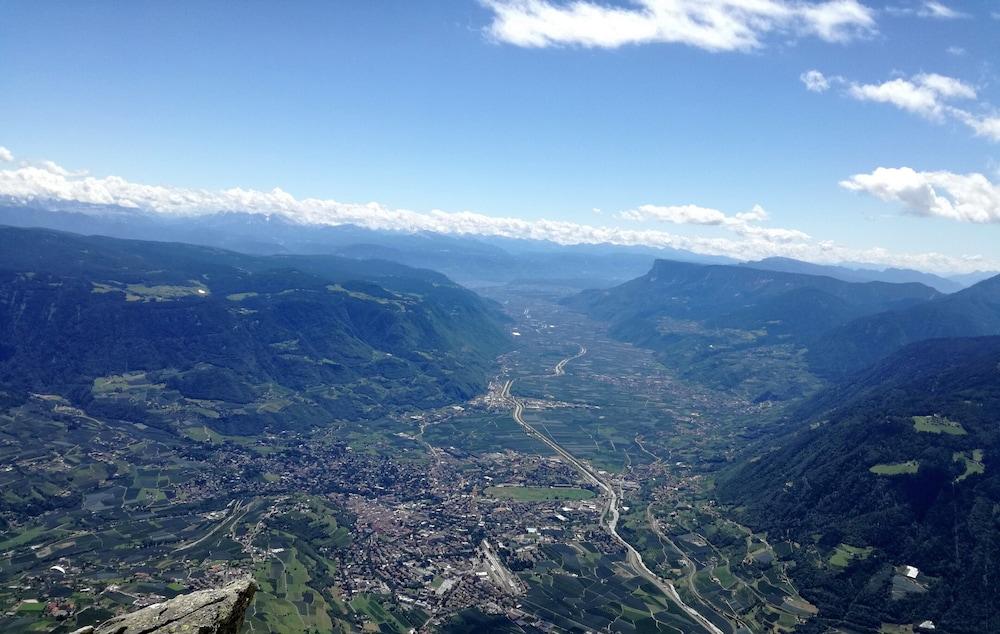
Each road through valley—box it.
[501,347,727,634]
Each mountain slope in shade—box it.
[716,337,1000,633]
[571,259,940,325]
[948,270,1000,287]
[0,226,509,434]
[809,274,1000,378]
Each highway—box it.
[174,499,248,553]
[552,345,587,376]
[501,352,726,634]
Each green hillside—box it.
[0,226,509,435]
[716,337,1000,633]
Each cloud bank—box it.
[618,203,811,242]
[617,203,730,225]
[0,154,994,274]
[481,0,876,52]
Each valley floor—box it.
[0,285,816,633]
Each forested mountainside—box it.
[0,226,509,435]
[717,337,1000,633]
[564,259,943,399]
[808,274,1000,377]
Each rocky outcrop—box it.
[71,578,257,634]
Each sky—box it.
[0,0,998,273]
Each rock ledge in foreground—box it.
[71,578,257,634]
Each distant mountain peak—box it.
[742,256,962,293]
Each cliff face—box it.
[71,579,257,634]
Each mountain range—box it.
[0,204,724,289]
[564,258,961,398]
[740,256,968,294]
[6,203,989,292]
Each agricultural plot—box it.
[890,571,928,600]
[346,594,429,633]
[870,461,920,475]
[243,496,354,634]
[829,543,873,568]
[249,547,335,633]
[424,411,555,456]
[516,403,656,472]
[647,502,817,633]
[440,608,523,633]
[953,449,984,482]
[912,415,967,435]
[520,543,708,634]
[91,279,211,302]
[485,485,595,501]
[124,282,211,302]
[0,397,266,631]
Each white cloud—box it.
[39,160,77,177]
[618,203,729,225]
[847,78,943,117]
[846,73,975,119]
[841,167,1000,223]
[812,70,998,141]
[481,0,876,52]
[914,73,976,100]
[731,223,812,243]
[949,110,1000,142]
[0,154,994,274]
[619,202,810,243]
[945,45,965,56]
[801,69,831,92]
[887,1,967,18]
[917,1,966,19]
[735,204,769,223]
[0,147,12,162]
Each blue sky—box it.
[1,0,998,272]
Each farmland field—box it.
[912,415,967,435]
[484,485,595,501]
[870,461,920,475]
